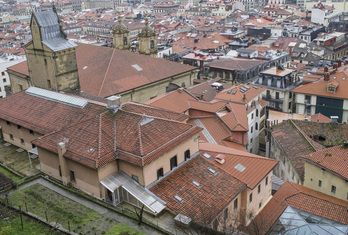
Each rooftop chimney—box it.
[215,154,225,165]
[337,60,342,67]
[333,62,338,69]
[324,66,328,73]
[324,72,330,81]
[107,96,121,110]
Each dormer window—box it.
[327,86,336,92]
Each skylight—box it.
[132,64,143,71]
[174,195,184,203]
[207,167,217,175]
[235,163,246,172]
[192,180,201,187]
[202,152,213,159]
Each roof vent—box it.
[174,194,184,203]
[140,117,154,126]
[234,163,246,172]
[207,167,217,175]
[132,64,143,71]
[106,95,121,110]
[215,154,225,165]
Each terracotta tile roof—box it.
[150,155,246,225]
[271,120,325,179]
[7,60,29,77]
[214,84,266,104]
[76,43,197,97]
[200,142,278,189]
[301,145,348,180]
[252,181,348,234]
[0,90,105,135]
[33,103,202,168]
[206,57,265,72]
[292,71,348,99]
[309,113,331,123]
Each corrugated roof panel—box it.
[100,171,166,214]
[26,87,88,108]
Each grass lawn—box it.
[106,223,147,235]
[8,183,144,235]
[0,204,60,235]
[0,165,23,183]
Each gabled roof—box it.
[301,145,348,180]
[251,181,348,234]
[200,142,278,189]
[309,113,331,123]
[150,155,246,226]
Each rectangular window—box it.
[20,138,24,145]
[132,175,139,183]
[3,78,6,83]
[17,125,21,130]
[1,72,5,76]
[47,80,51,89]
[19,84,23,91]
[234,198,238,210]
[59,165,62,177]
[265,176,268,186]
[318,180,322,187]
[305,95,311,104]
[70,170,76,182]
[6,121,10,126]
[259,202,262,208]
[224,208,228,220]
[184,149,190,160]
[157,168,164,179]
[249,193,253,203]
[9,134,13,140]
[276,92,279,99]
[29,130,34,135]
[258,184,261,194]
[331,185,336,194]
[32,143,36,149]
[251,126,253,133]
[170,156,177,170]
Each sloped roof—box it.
[33,103,201,168]
[214,84,266,104]
[251,181,348,234]
[150,155,246,226]
[200,142,278,189]
[75,43,196,97]
[0,90,105,135]
[206,57,265,72]
[309,113,331,123]
[7,60,29,77]
[292,71,348,100]
[301,145,348,180]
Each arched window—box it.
[150,40,154,49]
[123,37,127,45]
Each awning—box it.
[100,171,166,214]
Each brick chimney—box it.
[57,142,69,185]
[324,72,330,81]
[324,66,328,73]
[333,62,338,69]
[337,60,342,67]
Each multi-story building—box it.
[302,145,348,201]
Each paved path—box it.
[8,178,165,235]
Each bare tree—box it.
[134,205,144,226]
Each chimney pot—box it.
[324,66,328,73]
[337,60,342,67]
[333,62,338,69]
[324,72,330,81]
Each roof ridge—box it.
[97,111,108,162]
[138,116,144,156]
[97,48,116,96]
[126,102,188,117]
[204,149,278,162]
[289,119,317,152]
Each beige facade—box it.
[7,69,30,94]
[303,161,348,201]
[0,119,42,150]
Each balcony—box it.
[262,95,283,103]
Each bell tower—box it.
[111,15,130,50]
[24,5,80,92]
[138,13,158,58]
